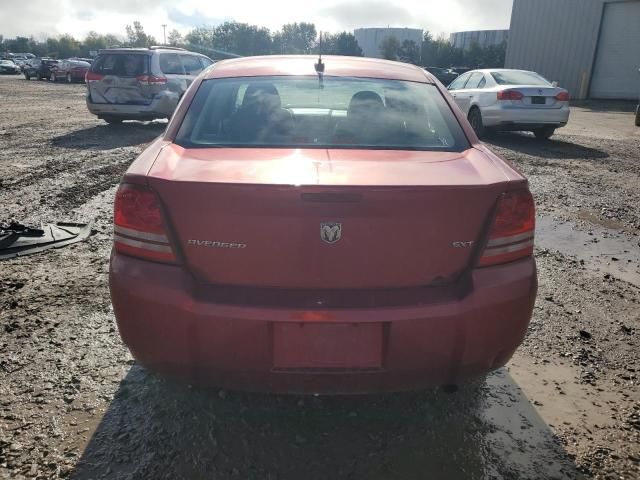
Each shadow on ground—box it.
[70,366,585,480]
[571,100,637,113]
[52,122,166,150]
[487,132,609,160]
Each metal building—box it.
[505,0,640,100]
[449,30,509,50]
[354,28,423,59]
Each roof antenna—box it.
[315,32,325,89]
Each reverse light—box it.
[555,91,570,101]
[113,184,177,263]
[136,74,167,85]
[497,90,524,101]
[479,190,535,267]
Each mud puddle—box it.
[536,215,640,287]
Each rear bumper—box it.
[482,104,570,129]
[86,91,178,119]
[109,253,537,394]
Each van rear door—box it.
[87,52,155,105]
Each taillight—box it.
[497,90,524,101]
[136,74,167,85]
[555,91,570,101]
[113,184,177,263]
[479,190,535,267]
[85,71,103,82]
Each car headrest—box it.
[348,91,384,117]
[243,83,282,110]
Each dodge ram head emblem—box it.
[320,222,342,244]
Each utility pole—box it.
[162,24,167,45]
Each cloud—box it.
[166,7,230,28]
[318,1,416,30]
[0,0,66,37]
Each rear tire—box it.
[467,107,486,139]
[24,73,30,80]
[533,127,556,140]
[102,116,124,125]
[635,105,640,127]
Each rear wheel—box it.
[24,73,30,80]
[533,127,556,140]
[635,105,640,127]
[102,116,124,125]
[467,107,486,139]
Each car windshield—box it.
[490,70,550,86]
[176,76,468,151]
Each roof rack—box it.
[149,46,187,51]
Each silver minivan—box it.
[86,46,214,124]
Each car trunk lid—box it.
[502,85,565,109]
[146,146,519,289]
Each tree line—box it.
[0,21,505,69]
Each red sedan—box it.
[50,59,90,83]
[109,55,537,394]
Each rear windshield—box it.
[175,76,469,152]
[490,71,550,86]
[92,53,148,77]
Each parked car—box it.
[424,67,458,86]
[50,59,91,83]
[23,58,59,80]
[0,59,20,74]
[447,68,570,140]
[450,66,473,76]
[109,55,537,394]
[69,57,94,64]
[85,46,214,124]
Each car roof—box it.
[470,68,537,74]
[204,55,434,83]
[97,47,205,56]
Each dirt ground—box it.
[0,75,639,480]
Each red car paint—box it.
[109,55,537,394]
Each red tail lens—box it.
[497,90,524,101]
[555,91,570,101]
[85,71,104,82]
[136,74,167,85]
[113,184,177,263]
[479,190,535,267]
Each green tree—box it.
[213,22,272,56]
[323,32,362,56]
[399,39,420,64]
[185,27,215,52]
[125,21,156,47]
[272,22,316,54]
[380,36,400,60]
[83,31,107,52]
[167,29,184,47]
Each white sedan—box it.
[447,69,570,140]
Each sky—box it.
[0,0,513,41]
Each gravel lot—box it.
[0,75,639,480]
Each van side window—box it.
[159,53,184,75]
[181,55,203,75]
